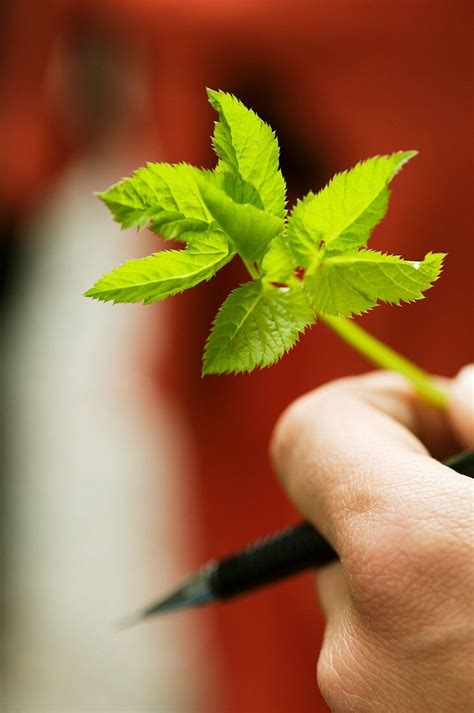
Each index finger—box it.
[271,371,469,558]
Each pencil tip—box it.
[116,565,216,630]
[116,611,146,631]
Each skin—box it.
[271,366,474,713]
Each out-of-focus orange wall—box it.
[1,2,473,712]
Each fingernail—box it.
[452,364,474,413]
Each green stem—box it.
[321,315,448,409]
[241,256,259,280]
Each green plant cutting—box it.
[85,89,446,408]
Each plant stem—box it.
[241,256,259,280]
[321,315,448,409]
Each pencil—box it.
[119,449,474,628]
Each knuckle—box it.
[343,513,417,615]
[270,379,351,481]
[344,504,473,625]
[317,623,375,713]
[270,392,325,486]
[317,649,344,712]
[270,397,305,467]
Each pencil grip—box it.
[209,450,474,601]
[210,522,337,599]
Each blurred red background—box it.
[1,1,473,711]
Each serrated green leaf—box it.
[198,177,284,266]
[84,230,233,305]
[148,212,210,240]
[217,173,264,210]
[307,250,445,317]
[87,86,448,386]
[288,152,416,266]
[98,163,217,238]
[286,191,319,266]
[262,233,297,282]
[203,280,315,374]
[207,88,286,218]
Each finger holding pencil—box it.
[271,368,474,713]
[121,370,473,665]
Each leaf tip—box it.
[206,87,221,108]
[201,357,223,377]
[201,363,211,377]
[391,149,419,176]
[95,190,109,205]
[83,287,102,302]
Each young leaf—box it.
[84,231,233,305]
[198,177,284,266]
[207,88,286,218]
[307,250,445,317]
[217,173,264,210]
[149,212,210,241]
[88,89,447,383]
[288,152,416,265]
[97,163,216,238]
[261,233,297,282]
[286,191,320,267]
[203,281,315,374]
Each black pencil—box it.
[119,449,474,628]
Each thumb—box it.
[448,364,474,448]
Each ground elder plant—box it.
[86,89,447,407]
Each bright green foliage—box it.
[287,152,416,264]
[207,89,286,218]
[149,213,210,241]
[198,176,284,266]
[97,163,216,237]
[87,89,445,375]
[85,231,232,304]
[307,250,445,317]
[261,233,297,282]
[216,173,265,210]
[203,281,315,374]
[287,192,320,267]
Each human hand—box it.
[271,368,474,712]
